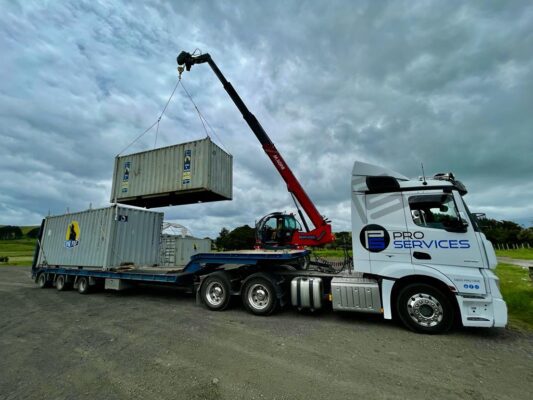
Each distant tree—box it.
[335,231,352,248]
[215,227,230,250]
[518,228,533,243]
[26,227,40,238]
[0,226,23,240]
[215,225,255,250]
[480,218,528,245]
[226,225,256,249]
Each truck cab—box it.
[351,161,507,332]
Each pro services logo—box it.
[360,224,390,253]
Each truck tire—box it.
[77,277,90,295]
[36,273,50,288]
[201,272,231,311]
[242,277,278,316]
[396,283,454,334]
[55,275,68,291]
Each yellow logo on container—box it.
[65,221,80,248]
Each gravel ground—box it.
[1,266,532,400]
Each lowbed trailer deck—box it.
[31,249,313,296]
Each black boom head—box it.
[177,51,193,71]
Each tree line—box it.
[0,226,40,240]
[479,218,533,245]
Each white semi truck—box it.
[348,161,507,332]
[33,160,507,334]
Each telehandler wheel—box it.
[201,272,231,311]
[396,283,454,334]
[55,275,68,291]
[242,277,278,316]
[77,277,90,295]
[36,273,50,289]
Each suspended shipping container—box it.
[36,205,163,269]
[160,234,212,267]
[110,137,233,208]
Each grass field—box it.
[312,249,352,258]
[0,238,37,266]
[495,248,533,260]
[496,263,533,330]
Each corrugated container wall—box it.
[37,205,163,269]
[110,137,233,208]
[160,235,212,267]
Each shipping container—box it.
[160,234,212,267]
[110,137,232,208]
[37,205,163,269]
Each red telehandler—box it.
[177,51,334,249]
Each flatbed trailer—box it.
[32,249,343,315]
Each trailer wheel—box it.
[201,272,231,311]
[242,277,278,316]
[77,277,90,295]
[36,273,50,289]
[396,283,454,334]
[55,275,68,291]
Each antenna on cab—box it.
[421,163,428,186]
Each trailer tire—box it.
[242,277,278,316]
[55,275,68,291]
[201,272,231,311]
[77,277,90,295]
[36,273,50,288]
[396,283,454,334]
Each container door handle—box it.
[413,251,431,260]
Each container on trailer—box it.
[36,205,163,269]
[110,137,233,208]
[160,234,212,267]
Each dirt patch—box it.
[1,267,532,400]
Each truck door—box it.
[402,190,483,268]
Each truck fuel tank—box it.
[291,277,323,311]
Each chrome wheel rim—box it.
[57,276,64,289]
[407,293,444,327]
[247,283,270,311]
[79,279,87,292]
[205,281,225,306]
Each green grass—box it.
[495,264,533,330]
[495,248,533,260]
[0,238,37,266]
[312,249,352,258]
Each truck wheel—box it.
[55,275,68,291]
[201,272,231,311]
[396,283,454,334]
[77,277,90,294]
[242,277,278,316]
[36,273,50,288]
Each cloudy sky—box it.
[1,0,532,238]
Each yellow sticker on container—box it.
[65,221,80,248]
